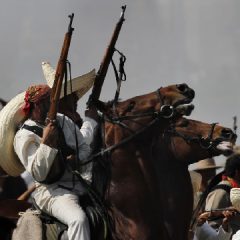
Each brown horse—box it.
[150,118,236,240]
[0,83,236,240]
[97,101,236,239]
[0,83,195,239]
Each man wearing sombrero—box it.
[205,153,240,235]
[42,61,94,129]
[193,158,222,198]
[1,68,98,240]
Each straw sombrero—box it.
[0,64,96,176]
[189,170,202,210]
[0,92,27,176]
[189,170,202,194]
[230,188,240,211]
[192,158,222,171]
[42,61,96,99]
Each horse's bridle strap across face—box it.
[105,88,177,125]
[164,123,226,151]
[77,87,182,166]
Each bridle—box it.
[79,87,185,166]
[164,122,221,150]
[161,121,234,164]
[108,87,176,124]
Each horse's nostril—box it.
[177,84,188,93]
[176,84,195,99]
[221,128,234,139]
[187,89,195,99]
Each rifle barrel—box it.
[88,5,126,105]
[46,14,74,123]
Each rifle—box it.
[87,5,126,107]
[46,14,74,123]
[201,207,239,221]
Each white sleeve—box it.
[232,230,240,240]
[58,114,97,161]
[80,117,98,145]
[195,223,217,240]
[217,226,232,240]
[14,129,58,182]
[195,223,232,240]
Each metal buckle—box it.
[160,105,174,119]
[199,137,213,149]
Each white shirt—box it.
[14,113,97,190]
[232,230,240,240]
[194,223,232,240]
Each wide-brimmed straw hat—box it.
[42,61,95,99]
[0,64,96,176]
[189,170,202,210]
[189,170,202,194]
[0,92,27,176]
[192,158,222,171]
[230,188,240,211]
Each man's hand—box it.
[222,208,237,232]
[41,122,59,148]
[196,212,209,226]
[85,106,99,121]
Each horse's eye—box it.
[177,83,188,93]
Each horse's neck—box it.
[102,122,179,239]
[104,146,166,239]
[108,203,169,240]
[152,144,193,240]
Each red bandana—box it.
[22,85,51,115]
[222,174,240,188]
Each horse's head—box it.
[102,83,195,145]
[160,118,237,164]
[113,83,195,118]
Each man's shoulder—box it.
[208,181,231,196]
[56,113,75,128]
[205,181,232,210]
[212,181,232,193]
[22,119,38,126]
[57,113,72,122]
[15,119,39,137]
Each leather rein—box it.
[80,88,180,166]
[165,122,222,149]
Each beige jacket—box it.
[205,180,240,234]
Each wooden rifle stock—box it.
[88,5,126,106]
[46,14,74,123]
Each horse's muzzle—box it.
[221,128,237,142]
[176,83,195,100]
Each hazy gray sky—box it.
[0,0,239,166]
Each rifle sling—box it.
[210,184,231,194]
[22,124,43,137]
[22,123,75,156]
[22,123,72,184]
